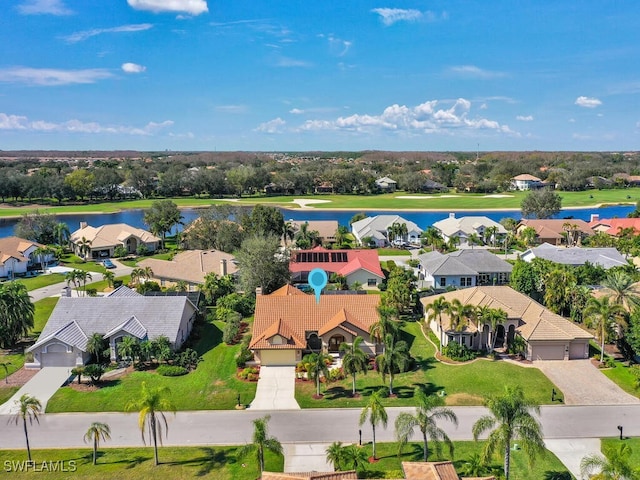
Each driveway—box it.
[535,359,640,405]
[249,366,300,411]
[0,367,71,415]
[283,443,333,472]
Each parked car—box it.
[102,259,116,269]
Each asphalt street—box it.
[0,405,638,451]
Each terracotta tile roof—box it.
[270,284,307,296]
[251,291,381,350]
[421,286,593,341]
[589,218,640,236]
[318,308,367,336]
[255,318,307,349]
[262,472,358,480]
[0,236,43,265]
[512,174,542,181]
[138,249,237,285]
[518,219,594,238]
[402,461,461,480]
[289,220,339,242]
[290,247,384,278]
[70,223,160,249]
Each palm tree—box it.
[0,281,35,348]
[77,236,93,260]
[395,387,459,461]
[238,415,283,473]
[65,269,80,290]
[425,297,450,354]
[141,266,154,281]
[10,394,42,462]
[370,304,400,348]
[485,225,499,248]
[86,332,108,364]
[421,226,443,251]
[130,267,144,286]
[295,222,321,249]
[472,385,545,480]
[584,296,626,363]
[520,226,537,247]
[467,232,482,249]
[359,388,388,460]
[282,220,296,246]
[84,422,111,465]
[580,442,640,480]
[341,443,368,472]
[447,299,476,343]
[117,336,139,364]
[53,222,70,248]
[302,352,332,397]
[325,441,345,471]
[339,336,369,396]
[32,245,54,273]
[601,270,640,312]
[76,270,93,296]
[375,333,410,396]
[103,270,115,289]
[477,306,507,352]
[334,225,349,247]
[1,361,11,384]
[126,382,176,466]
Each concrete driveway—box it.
[249,366,300,411]
[0,367,71,415]
[535,359,640,405]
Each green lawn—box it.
[32,297,60,338]
[600,361,640,398]
[85,275,132,292]
[46,320,257,412]
[600,438,640,466]
[60,254,107,274]
[296,322,558,408]
[0,386,19,404]
[0,188,638,218]
[355,441,571,480]
[0,446,283,480]
[7,273,66,292]
[376,248,411,256]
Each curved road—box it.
[0,405,638,450]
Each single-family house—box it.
[421,286,593,361]
[432,214,506,246]
[417,249,512,289]
[589,215,640,236]
[510,174,544,191]
[69,222,161,259]
[290,246,385,288]
[137,249,238,290]
[375,176,397,192]
[520,243,627,269]
[288,220,339,245]
[517,219,594,246]
[420,178,447,193]
[250,285,381,366]
[351,215,423,247]
[0,236,53,278]
[26,292,198,368]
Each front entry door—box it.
[328,335,345,353]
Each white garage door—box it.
[260,349,297,366]
[41,344,76,367]
[531,344,565,361]
[569,342,587,359]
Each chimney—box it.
[255,287,263,296]
[590,214,599,222]
[80,221,87,229]
[449,213,455,219]
[220,259,227,276]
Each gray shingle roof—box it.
[432,215,506,238]
[32,320,89,351]
[352,215,423,242]
[523,244,627,269]
[418,249,512,276]
[28,296,196,352]
[104,316,147,339]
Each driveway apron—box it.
[0,367,71,414]
[535,359,640,405]
[249,366,300,410]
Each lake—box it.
[0,204,635,239]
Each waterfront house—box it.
[69,222,161,259]
[432,213,506,246]
[351,215,423,247]
[0,236,53,278]
[520,243,627,269]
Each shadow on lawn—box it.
[164,447,236,476]
[184,317,223,357]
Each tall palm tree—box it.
[472,385,545,480]
[425,297,450,354]
[447,299,476,343]
[130,267,144,286]
[302,352,332,397]
[602,270,640,312]
[103,270,115,289]
[334,225,349,247]
[580,442,640,480]
[339,336,368,396]
[1,361,11,384]
[77,236,93,260]
[341,443,368,472]
[53,222,70,248]
[359,388,388,460]
[141,266,154,281]
[485,225,499,248]
[370,304,399,349]
[76,270,93,296]
[467,232,482,249]
[395,387,459,461]
[10,394,42,462]
[238,415,283,473]
[83,422,111,465]
[0,281,35,348]
[86,332,108,364]
[520,226,537,247]
[422,226,443,251]
[32,245,54,273]
[325,441,345,471]
[294,222,320,249]
[117,336,139,364]
[584,296,626,363]
[375,333,410,396]
[126,382,176,466]
[477,307,507,352]
[282,220,296,246]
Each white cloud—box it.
[63,24,153,43]
[0,111,173,135]
[297,98,516,136]
[575,96,602,108]
[516,115,533,121]
[17,0,72,15]
[372,8,423,25]
[0,67,113,86]
[255,118,286,134]
[289,108,305,114]
[325,35,352,57]
[274,56,311,68]
[215,105,247,114]
[127,0,208,16]
[121,63,147,74]
[449,65,506,79]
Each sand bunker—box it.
[395,195,461,199]
[292,198,332,208]
[482,194,514,198]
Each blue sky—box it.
[1,0,639,151]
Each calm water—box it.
[0,204,635,239]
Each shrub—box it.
[217,293,255,317]
[157,365,188,376]
[113,245,127,258]
[136,281,161,294]
[84,364,105,384]
[328,368,345,382]
[85,288,98,297]
[442,342,478,362]
[406,259,420,268]
[175,348,202,371]
[236,344,254,368]
[136,244,149,256]
[223,316,241,344]
[238,367,259,380]
[113,279,123,288]
[604,356,617,368]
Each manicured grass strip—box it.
[0,386,19,404]
[0,352,24,382]
[600,361,640,398]
[0,446,282,480]
[85,275,131,292]
[601,438,640,465]
[296,322,558,408]
[376,248,411,256]
[46,320,257,412]
[32,297,59,338]
[8,273,66,292]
